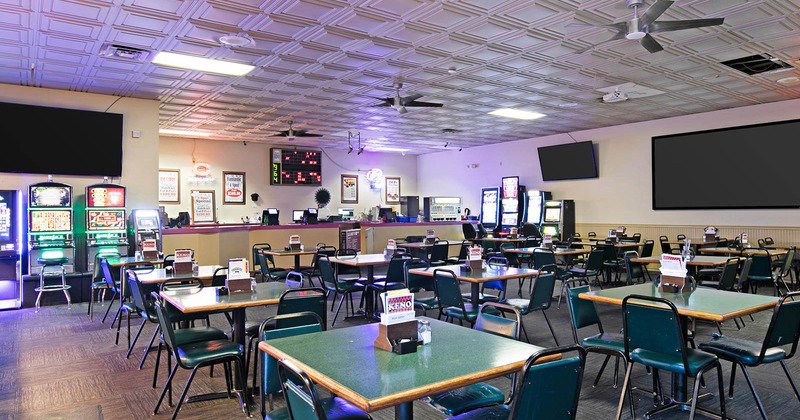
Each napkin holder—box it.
[143,250,159,260]
[374,320,418,354]
[468,259,483,271]
[173,261,193,275]
[290,243,301,251]
[226,277,253,294]
[659,274,687,293]
[704,233,717,243]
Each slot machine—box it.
[540,200,575,240]
[85,182,128,271]
[27,182,75,274]
[0,190,22,308]
[500,176,526,230]
[129,209,163,255]
[525,190,552,225]
[479,187,500,229]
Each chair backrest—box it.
[677,234,686,241]
[584,249,605,271]
[475,302,521,340]
[433,269,467,312]
[456,241,470,260]
[285,271,304,288]
[385,254,412,283]
[212,266,228,287]
[717,258,740,291]
[100,257,117,289]
[335,248,360,276]
[508,344,587,420]
[462,223,477,240]
[311,245,337,270]
[277,359,327,420]
[316,255,338,289]
[429,241,449,262]
[487,256,509,268]
[640,240,655,258]
[737,257,752,290]
[523,236,541,248]
[598,242,618,262]
[587,232,596,238]
[163,254,175,268]
[764,237,775,246]
[631,233,642,243]
[760,291,800,362]
[126,270,153,317]
[622,295,690,374]
[92,251,120,281]
[757,238,766,249]
[276,288,327,328]
[780,248,795,275]
[624,251,644,282]
[404,258,433,291]
[659,236,672,254]
[259,312,324,419]
[566,285,603,343]
[528,272,556,312]
[151,292,180,364]
[252,243,276,269]
[749,252,773,277]
[532,249,556,269]
[255,250,272,281]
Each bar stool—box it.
[35,257,71,312]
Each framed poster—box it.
[223,171,246,205]
[385,177,400,204]
[341,174,358,204]
[191,190,216,223]
[158,169,180,203]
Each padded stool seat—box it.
[35,257,71,312]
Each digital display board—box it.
[29,210,72,232]
[87,210,126,231]
[87,186,125,207]
[270,148,322,185]
[29,185,71,207]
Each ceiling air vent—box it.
[99,44,152,62]
[720,54,794,76]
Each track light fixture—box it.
[444,142,449,148]
[347,131,354,154]
[357,131,364,155]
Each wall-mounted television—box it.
[537,141,598,181]
[0,102,123,176]
[652,119,800,209]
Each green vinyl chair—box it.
[461,256,508,304]
[404,258,438,316]
[615,295,726,420]
[319,255,365,326]
[87,251,120,320]
[699,291,800,419]
[501,269,559,345]
[271,359,372,420]
[426,303,522,416]
[446,344,587,420]
[434,268,481,326]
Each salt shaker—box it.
[418,320,431,345]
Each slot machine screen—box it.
[29,186,71,207]
[544,208,561,223]
[542,225,559,236]
[501,176,519,199]
[87,187,125,207]
[0,201,9,242]
[87,210,126,231]
[30,210,72,232]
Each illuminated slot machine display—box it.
[129,209,163,256]
[0,190,22,309]
[479,186,500,229]
[27,182,75,274]
[85,183,128,271]
[539,200,576,240]
[500,176,527,230]
[525,190,552,226]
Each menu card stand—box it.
[174,261,193,275]
[374,320,418,354]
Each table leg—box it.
[395,401,413,420]
[365,266,375,316]
[294,255,301,271]
[470,283,480,308]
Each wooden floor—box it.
[1,280,799,420]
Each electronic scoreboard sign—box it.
[270,148,322,185]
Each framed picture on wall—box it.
[222,171,246,205]
[191,190,216,223]
[341,174,358,204]
[158,169,180,203]
[385,177,400,204]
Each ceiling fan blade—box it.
[640,0,674,27]
[372,98,394,107]
[640,34,664,53]
[649,18,724,33]
[400,93,424,104]
[574,30,627,53]
[296,131,323,137]
[404,101,443,108]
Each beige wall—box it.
[418,98,800,230]
[158,137,419,224]
[0,84,160,208]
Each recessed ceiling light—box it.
[488,108,546,120]
[159,128,212,137]
[558,102,579,108]
[777,76,800,85]
[152,51,255,76]
[219,33,254,48]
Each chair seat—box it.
[698,335,786,366]
[443,305,479,323]
[175,339,243,368]
[631,347,717,376]
[426,382,505,415]
[266,396,371,420]
[367,281,405,291]
[500,298,530,314]
[173,326,228,345]
[446,404,510,420]
[569,267,598,277]
[91,281,110,288]
[414,296,439,310]
[244,321,261,336]
[461,292,500,303]
[582,332,625,353]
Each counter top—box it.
[162,220,464,234]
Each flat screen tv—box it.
[0,102,123,176]
[537,141,598,181]
[652,119,800,209]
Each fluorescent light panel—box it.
[159,128,211,137]
[152,51,255,76]
[488,108,546,120]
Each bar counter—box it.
[162,221,464,266]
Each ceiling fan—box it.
[274,120,322,140]
[373,82,443,114]
[571,0,724,53]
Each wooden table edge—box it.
[258,341,558,412]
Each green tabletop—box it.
[160,281,287,314]
[258,317,548,413]
[580,283,778,322]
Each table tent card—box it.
[704,226,718,242]
[142,239,158,259]
[543,234,553,248]
[468,244,483,270]
[659,253,688,292]
[380,289,415,325]
[385,239,397,258]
